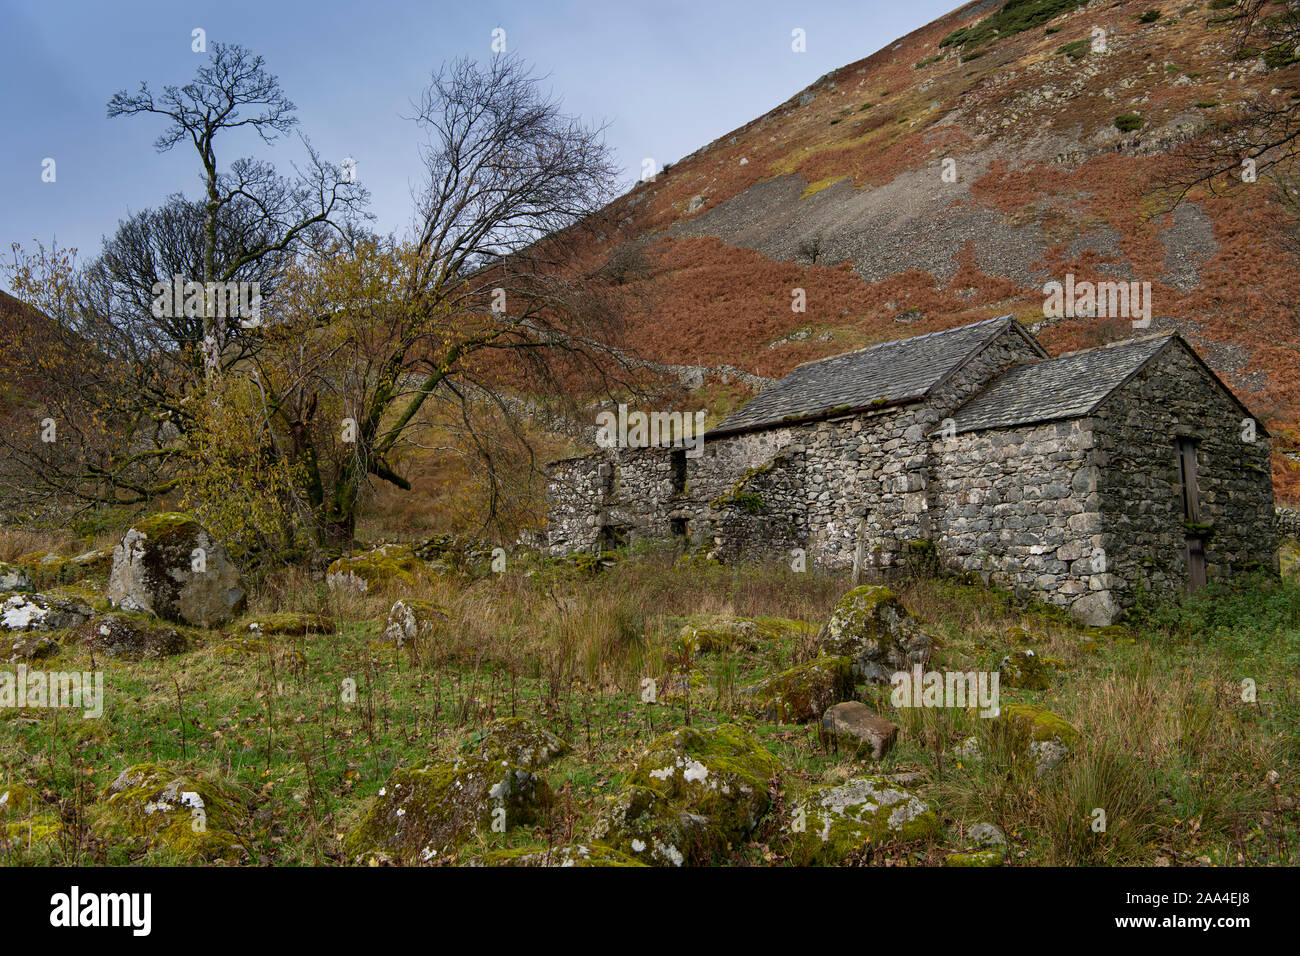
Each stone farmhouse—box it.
[545,316,1278,624]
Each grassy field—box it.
[2,536,1298,867]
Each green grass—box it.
[3,544,1298,866]
[940,0,1088,52]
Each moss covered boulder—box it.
[817,585,932,683]
[740,656,855,724]
[1,592,94,632]
[69,613,188,660]
[381,599,447,647]
[819,701,899,760]
[14,552,70,588]
[4,633,60,662]
[345,758,552,864]
[472,717,572,769]
[0,779,39,818]
[1000,703,1079,777]
[471,842,647,867]
[107,513,246,627]
[999,648,1065,690]
[97,763,250,863]
[680,616,816,654]
[326,544,424,594]
[593,724,782,865]
[788,776,939,864]
[69,548,114,577]
[0,563,31,593]
[245,612,334,637]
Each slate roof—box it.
[709,315,1037,436]
[949,335,1174,434]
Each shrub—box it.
[1137,9,1162,23]
[1114,112,1143,132]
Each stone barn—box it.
[545,316,1277,624]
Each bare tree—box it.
[108,42,369,379]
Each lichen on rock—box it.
[344,757,552,864]
[740,655,855,723]
[472,717,572,770]
[70,612,189,660]
[789,775,939,864]
[817,585,932,683]
[97,763,250,863]
[107,514,246,627]
[326,544,424,594]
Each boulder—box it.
[381,599,446,647]
[473,717,571,770]
[5,634,60,662]
[70,613,188,660]
[14,552,69,588]
[817,585,932,682]
[740,656,855,723]
[679,616,816,654]
[968,821,1007,848]
[68,549,113,577]
[788,776,939,864]
[1000,703,1079,777]
[326,544,424,595]
[592,724,782,866]
[999,648,1051,690]
[819,701,899,760]
[0,593,93,632]
[344,758,552,864]
[98,763,250,863]
[107,514,245,627]
[0,563,31,593]
[470,842,647,867]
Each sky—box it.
[1,0,959,266]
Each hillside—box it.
[578,0,1300,500]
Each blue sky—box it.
[1,0,958,264]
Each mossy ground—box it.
[1,542,1298,866]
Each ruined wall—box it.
[931,419,1105,620]
[1091,342,1277,605]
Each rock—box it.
[1071,590,1119,626]
[0,563,31,593]
[470,843,647,867]
[0,780,39,818]
[1000,703,1079,777]
[473,717,572,770]
[953,736,982,761]
[68,549,113,576]
[945,849,1005,866]
[344,758,552,864]
[381,599,446,647]
[592,724,782,865]
[789,776,939,864]
[107,513,246,627]
[245,612,334,637]
[817,585,932,683]
[681,616,817,653]
[740,656,855,724]
[70,613,188,660]
[0,593,94,632]
[13,552,69,587]
[5,634,60,662]
[98,763,250,862]
[819,701,899,760]
[968,822,1007,848]
[326,544,424,595]
[999,648,1049,690]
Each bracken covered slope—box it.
[578,0,1300,500]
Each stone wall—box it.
[931,419,1103,617]
[1091,341,1277,604]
